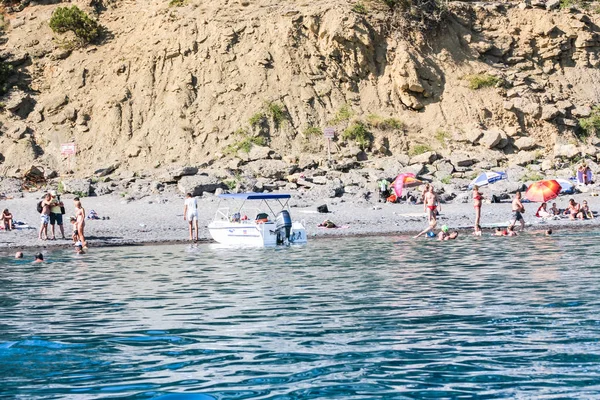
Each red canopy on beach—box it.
[393,173,422,197]
[525,179,561,202]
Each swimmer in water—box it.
[414,219,437,239]
[437,225,450,240]
[34,253,44,263]
[441,231,459,240]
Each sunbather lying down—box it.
[318,219,337,228]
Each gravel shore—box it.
[2,189,600,254]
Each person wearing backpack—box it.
[49,190,66,240]
[38,193,52,240]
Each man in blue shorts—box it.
[509,191,525,231]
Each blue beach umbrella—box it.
[468,171,508,189]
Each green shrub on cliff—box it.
[352,2,368,14]
[266,102,287,127]
[381,0,447,33]
[329,105,354,125]
[49,6,102,44]
[249,112,266,128]
[409,143,432,156]
[579,106,600,137]
[303,126,323,137]
[342,122,373,149]
[366,114,404,131]
[465,74,500,90]
[224,135,267,155]
[0,61,14,95]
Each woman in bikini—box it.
[472,185,483,227]
[74,198,87,248]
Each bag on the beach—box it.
[36,201,43,214]
[317,205,329,213]
[58,195,66,215]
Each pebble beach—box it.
[2,188,600,254]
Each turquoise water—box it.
[2,233,600,399]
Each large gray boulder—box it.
[450,152,476,167]
[94,163,120,177]
[92,182,116,196]
[169,166,198,180]
[310,177,344,198]
[44,94,68,115]
[61,179,92,197]
[3,89,34,118]
[573,105,592,118]
[554,143,579,159]
[434,160,454,175]
[241,145,273,162]
[246,159,290,180]
[541,105,561,121]
[513,137,538,151]
[480,129,502,149]
[465,128,484,145]
[0,178,23,196]
[177,174,225,196]
[510,151,538,166]
[409,151,438,165]
[404,163,425,177]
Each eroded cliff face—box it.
[2,0,600,183]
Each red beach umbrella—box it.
[525,179,561,202]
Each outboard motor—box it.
[276,210,292,245]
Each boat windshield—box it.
[213,194,291,223]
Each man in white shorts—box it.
[183,193,199,242]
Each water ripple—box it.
[1,234,600,398]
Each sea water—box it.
[1,233,600,399]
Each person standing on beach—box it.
[420,183,430,204]
[38,193,52,240]
[49,190,66,240]
[509,191,525,231]
[73,197,87,248]
[423,185,440,223]
[472,185,483,227]
[183,193,199,242]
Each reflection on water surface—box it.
[1,233,600,398]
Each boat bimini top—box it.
[215,193,292,221]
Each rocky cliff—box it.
[2,0,600,198]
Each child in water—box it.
[70,216,79,243]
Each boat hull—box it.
[208,221,307,246]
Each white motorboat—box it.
[208,193,307,246]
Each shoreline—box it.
[2,209,599,256]
[2,190,600,255]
